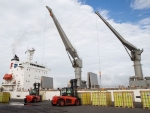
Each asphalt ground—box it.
[0,99,149,113]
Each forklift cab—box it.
[60,79,78,97]
[61,87,72,96]
[28,83,40,96]
[29,89,37,95]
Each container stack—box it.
[122,91,135,108]
[140,91,150,109]
[0,92,10,103]
[78,92,91,105]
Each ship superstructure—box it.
[2,48,51,91]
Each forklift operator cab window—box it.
[29,89,37,95]
[61,88,72,96]
[67,88,72,94]
[61,88,66,96]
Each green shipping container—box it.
[113,92,123,107]
[0,92,10,103]
[92,92,99,106]
[99,92,112,106]
[140,91,150,109]
[78,92,91,105]
[122,91,135,108]
[86,93,91,105]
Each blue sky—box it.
[81,0,150,23]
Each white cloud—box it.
[136,17,150,33]
[139,17,150,25]
[0,0,150,89]
[130,0,150,9]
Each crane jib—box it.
[95,11,144,79]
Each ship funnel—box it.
[11,55,19,61]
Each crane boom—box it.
[95,12,137,51]
[95,12,143,79]
[46,6,79,60]
[46,6,82,87]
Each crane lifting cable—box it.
[43,9,47,64]
[96,15,102,88]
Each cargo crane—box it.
[95,12,150,88]
[46,6,84,87]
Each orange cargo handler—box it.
[3,74,12,80]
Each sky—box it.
[0,0,150,89]
[82,0,150,23]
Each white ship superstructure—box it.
[2,48,51,91]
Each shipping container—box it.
[41,76,53,89]
[0,92,10,103]
[113,92,123,107]
[99,92,112,106]
[78,92,91,105]
[122,91,135,108]
[140,90,150,109]
[92,92,99,106]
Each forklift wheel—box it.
[40,95,42,102]
[33,98,37,103]
[51,100,57,106]
[75,99,80,106]
[52,103,57,106]
[24,98,27,103]
[58,99,65,107]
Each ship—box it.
[1,48,53,92]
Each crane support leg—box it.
[133,61,143,79]
[74,67,81,87]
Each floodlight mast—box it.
[46,6,82,87]
[95,12,143,79]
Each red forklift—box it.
[24,83,42,103]
[51,79,81,107]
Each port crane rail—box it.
[46,6,82,87]
[95,12,144,81]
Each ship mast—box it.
[25,48,35,61]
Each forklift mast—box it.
[70,79,78,97]
[33,83,40,95]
